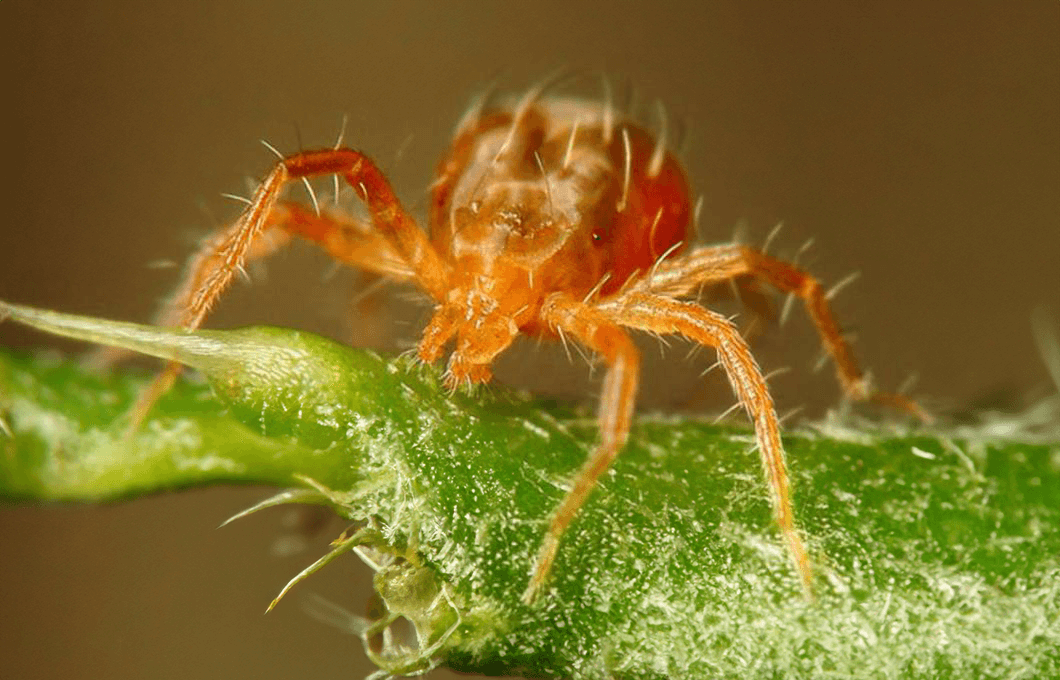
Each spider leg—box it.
[635,244,929,421]
[598,291,813,596]
[129,148,449,427]
[90,200,411,372]
[523,293,640,603]
[157,201,415,330]
[175,148,446,331]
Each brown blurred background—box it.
[1,2,1057,678]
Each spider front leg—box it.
[641,244,930,421]
[129,148,449,426]
[157,200,417,333]
[600,291,814,596]
[523,293,640,604]
[173,148,446,329]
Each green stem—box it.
[1,301,1058,679]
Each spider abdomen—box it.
[429,96,692,302]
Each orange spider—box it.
[132,80,924,603]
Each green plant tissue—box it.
[1,302,1058,679]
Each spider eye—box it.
[591,230,603,243]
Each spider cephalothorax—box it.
[130,79,924,602]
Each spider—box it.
[131,79,925,603]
